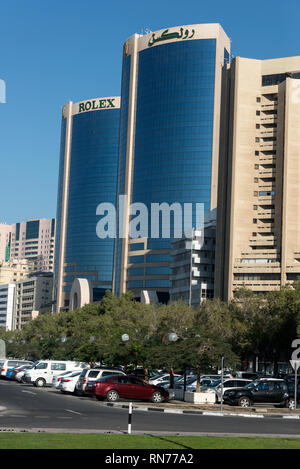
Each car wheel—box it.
[151,391,163,403]
[106,390,119,402]
[34,378,46,388]
[238,396,251,407]
[287,398,295,410]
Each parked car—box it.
[52,370,82,389]
[0,359,34,378]
[76,367,126,396]
[149,373,181,386]
[235,372,260,380]
[60,371,82,394]
[92,374,169,403]
[213,379,252,403]
[283,380,300,409]
[23,360,88,387]
[7,364,33,381]
[222,379,291,408]
[156,376,184,389]
[130,368,160,380]
[15,365,34,383]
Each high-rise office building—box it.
[214,56,300,300]
[113,24,230,302]
[54,97,120,311]
[9,219,55,273]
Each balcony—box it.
[249,236,276,247]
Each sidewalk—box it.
[100,399,300,419]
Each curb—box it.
[101,401,300,419]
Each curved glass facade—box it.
[114,25,230,298]
[55,99,120,310]
[133,39,216,249]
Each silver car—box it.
[214,379,252,403]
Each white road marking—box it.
[65,409,82,415]
[22,390,36,395]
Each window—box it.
[88,370,101,378]
[117,376,129,384]
[51,363,66,371]
[129,377,144,386]
[36,362,48,370]
[224,381,234,387]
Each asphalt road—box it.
[1,379,300,437]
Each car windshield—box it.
[152,373,167,380]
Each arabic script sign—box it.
[148,28,195,47]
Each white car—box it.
[52,370,80,389]
[149,374,181,385]
[60,371,82,394]
[14,365,34,382]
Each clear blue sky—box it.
[0,0,298,224]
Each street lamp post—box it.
[188,228,195,307]
[168,332,178,389]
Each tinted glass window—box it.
[117,376,129,384]
[51,363,66,371]
[89,370,101,378]
[240,381,250,386]
[257,382,269,391]
[8,361,19,367]
[36,362,48,369]
[129,377,144,385]
[224,381,234,387]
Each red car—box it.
[92,374,169,403]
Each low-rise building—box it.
[13,273,53,330]
[170,220,216,307]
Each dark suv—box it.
[223,379,291,408]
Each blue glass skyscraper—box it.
[114,24,230,302]
[55,97,120,311]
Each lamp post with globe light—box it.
[168,332,178,389]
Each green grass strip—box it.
[0,434,300,449]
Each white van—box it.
[0,359,34,378]
[23,360,88,387]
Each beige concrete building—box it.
[215,55,300,301]
[9,219,55,273]
[13,273,53,330]
[0,223,12,262]
[0,259,36,285]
